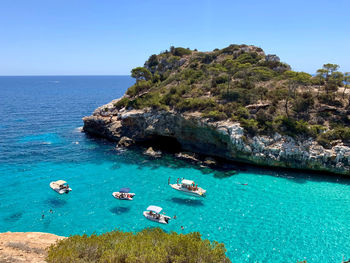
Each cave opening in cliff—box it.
[140,135,182,153]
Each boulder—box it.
[175,152,200,163]
[144,147,161,158]
[203,157,217,166]
[117,136,134,148]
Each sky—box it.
[0,0,349,75]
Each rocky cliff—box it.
[83,99,350,175]
[83,44,350,176]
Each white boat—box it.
[143,205,170,224]
[50,180,72,194]
[170,179,206,197]
[112,188,135,200]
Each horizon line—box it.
[0,74,131,77]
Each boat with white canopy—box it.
[169,179,206,197]
[112,187,135,200]
[143,205,170,224]
[50,180,72,194]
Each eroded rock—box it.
[83,105,350,176]
[117,136,134,148]
[144,147,161,158]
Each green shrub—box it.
[235,106,249,119]
[172,47,192,57]
[126,80,152,97]
[273,116,320,138]
[240,118,259,135]
[317,126,350,147]
[176,97,217,112]
[308,125,327,137]
[202,110,228,121]
[113,97,130,109]
[214,75,228,85]
[292,92,314,113]
[235,52,261,65]
[221,87,255,105]
[251,67,276,81]
[46,228,230,263]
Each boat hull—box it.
[143,211,170,224]
[169,184,206,197]
[49,182,72,194]
[112,192,135,200]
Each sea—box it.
[0,76,349,262]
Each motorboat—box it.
[143,205,170,224]
[112,187,135,200]
[169,179,206,197]
[50,180,72,194]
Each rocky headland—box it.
[83,44,350,175]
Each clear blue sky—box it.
[0,0,349,75]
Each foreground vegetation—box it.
[46,228,230,263]
[113,44,350,148]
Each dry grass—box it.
[6,241,46,255]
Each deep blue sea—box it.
[1,76,350,262]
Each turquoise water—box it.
[1,76,350,262]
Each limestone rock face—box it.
[83,103,350,175]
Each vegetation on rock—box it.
[46,228,230,263]
[116,44,350,147]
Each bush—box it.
[293,92,314,114]
[171,47,192,57]
[176,98,217,112]
[113,97,130,109]
[240,118,259,135]
[46,228,231,263]
[126,80,152,97]
[235,52,261,65]
[202,110,228,121]
[235,106,249,119]
[317,126,350,147]
[214,75,228,85]
[221,87,255,105]
[251,67,276,81]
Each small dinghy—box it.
[112,188,135,200]
[143,205,170,224]
[50,180,72,194]
[170,179,206,197]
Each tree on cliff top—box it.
[131,67,152,82]
[122,45,348,144]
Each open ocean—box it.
[0,76,349,262]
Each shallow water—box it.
[1,76,350,262]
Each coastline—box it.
[83,102,350,176]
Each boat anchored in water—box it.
[143,205,170,224]
[112,188,135,200]
[170,179,206,197]
[50,180,72,194]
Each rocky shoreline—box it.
[0,232,65,263]
[83,99,350,176]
